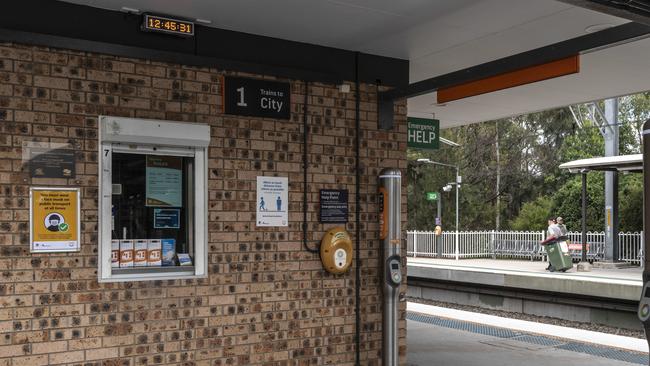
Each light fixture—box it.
[120,6,140,13]
[196,18,212,25]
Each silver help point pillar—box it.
[379,168,402,366]
[638,119,650,366]
[640,120,650,362]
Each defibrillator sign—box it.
[30,187,80,252]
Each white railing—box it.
[493,230,544,260]
[618,231,644,264]
[407,230,644,264]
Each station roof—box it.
[61,0,650,128]
[559,154,643,173]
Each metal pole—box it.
[640,119,650,361]
[582,172,588,263]
[379,168,402,366]
[604,98,620,262]
[455,167,460,261]
[437,197,442,258]
[437,198,442,228]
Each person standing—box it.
[542,217,562,271]
[556,217,568,236]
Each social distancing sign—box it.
[30,187,80,252]
[256,176,288,227]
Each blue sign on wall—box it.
[153,208,180,229]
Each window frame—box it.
[98,116,208,283]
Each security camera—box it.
[443,185,452,192]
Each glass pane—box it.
[110,152,193,270]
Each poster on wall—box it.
[256,176,288,227]
[146,155,182,207]
[30,187,80,253]
[319,189,348,223]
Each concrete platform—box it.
[407,302,648,366]
[408,257,642,301]
[408,320,641,366]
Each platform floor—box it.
[407,319,643,366]
[408,257,642,281]
[408,257,642,301]
[407,302,648,366]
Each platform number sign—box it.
[223,76,291,120]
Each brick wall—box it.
[0,42,407,365]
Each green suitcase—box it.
[545,240,573,272]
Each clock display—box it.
[142,14,194,37]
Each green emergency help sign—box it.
[408,117,439,150]
[426,192,439,201]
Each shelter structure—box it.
[559,154,643,268]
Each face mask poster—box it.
[30,187,81,252]
[256,176,288,227]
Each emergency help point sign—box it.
[407,117,439,150]
[30,187,80,253]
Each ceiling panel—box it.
[61,0,641,129]
[409,6,627,81]
[409,36,650,128]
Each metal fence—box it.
[407,230,644,264]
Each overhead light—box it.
[196,18,212,24]
[416,158,431,163]
[584,24,615,33]
[121,6,140,13]
[440,137,461,147]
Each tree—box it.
[407,94,645,232]
[551,174,604,232]
[509,196,553,231]
[619,174,643,232]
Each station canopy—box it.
[559,154,643,173]
[63,0,650,129]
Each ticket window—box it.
[98,116,209,282]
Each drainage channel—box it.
[407,312,648,365]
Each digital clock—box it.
[142,14,194,37]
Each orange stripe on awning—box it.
[437,55,580,104]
